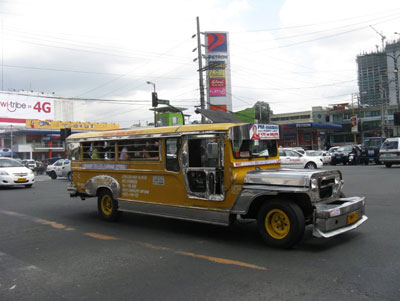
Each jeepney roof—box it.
[66,123,245,141]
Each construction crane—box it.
[370,25,386,51]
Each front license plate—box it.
[347,210,359,224]
[17,178,26,182]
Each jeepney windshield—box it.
[230,124,278,159]
[362,138,383,148]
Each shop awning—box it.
[282,122,342,130]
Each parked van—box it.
[66,123,367,248]
[379,137,400,168]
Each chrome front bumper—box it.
[313,196,368,238]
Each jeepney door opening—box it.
[183,135,224,201]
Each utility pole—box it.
[379,74,387,137]
[196,17,205,123]
[357,94,364,144]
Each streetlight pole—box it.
[146,81,157,127]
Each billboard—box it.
[26,119,120,131]
[0,93,54,123]
[350,116,358,133]
[249,124,280,140]
[205,32,232,112]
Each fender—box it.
[85,175,121,199]
[231,185,310,214]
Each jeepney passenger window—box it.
[103,141,116,160]
[118,139,159,160]
[67,142,81,161]
[166,138,181,171]
[82,141,111,160]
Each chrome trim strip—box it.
[118,199,230,226]
[313,215,368,238]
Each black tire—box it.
[385,163,392,168]
[97,189,121,222]
[257,200,305,249]
[50,171,57,180]
[25,184,32,188]
[305,162,317,169]
[67,172,73,182]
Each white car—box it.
[0,157,35,188]
[46,159,72,180]
[305,150,331,165]
[279,148,323,169]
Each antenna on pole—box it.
[370,25,386,51]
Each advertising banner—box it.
[0,93,54,123]
[26,119,120,131]
[209,78,225,88]
[210,87,226,97]
[249,124,280,140]
[208,69,225,78]
[350,116,358,133]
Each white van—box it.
[46,159,72,180]
[379,138,400,168]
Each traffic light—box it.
[394,112,400,126]
[152,92,158,107]
[60,128,72,141]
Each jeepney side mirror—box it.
[207,143,219,159]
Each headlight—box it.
[0,170,9,175]
[311,178,318,189]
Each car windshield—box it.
[381,140,398,150]
[363,138,383,148]
[0,158,24,168]
[306,151,321,156]
[338,146,352,152]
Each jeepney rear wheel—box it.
[257,200,305,249]
[97,189,121,222]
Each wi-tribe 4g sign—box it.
[0,93,54,123]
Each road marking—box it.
[175,250,267,270]
[35,218,75,230]
[0,210,267,271]
[85,232,119,240]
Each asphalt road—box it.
[0,166,399,300]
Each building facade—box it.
[357,40,400,107]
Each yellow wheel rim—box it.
[265,209,290,239]
[101,195,113,216]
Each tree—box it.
[254,101,272,123]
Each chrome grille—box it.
[319,177,335,199]
[13,173,28,177]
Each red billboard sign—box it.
[209,78,225,88]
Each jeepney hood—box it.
[243,168,342,187]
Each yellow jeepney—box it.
[67,123,367,248]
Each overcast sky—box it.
[1,0,400,127]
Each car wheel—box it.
[67,172,73,182]
[49,171,57,179]
[25,184,32,188]
[385,163,392,168]
[97,189,122,222]
[305,162,317,169]
[257,200,305,249]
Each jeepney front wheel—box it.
[257,200,305,249]
[97,189,121,222]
